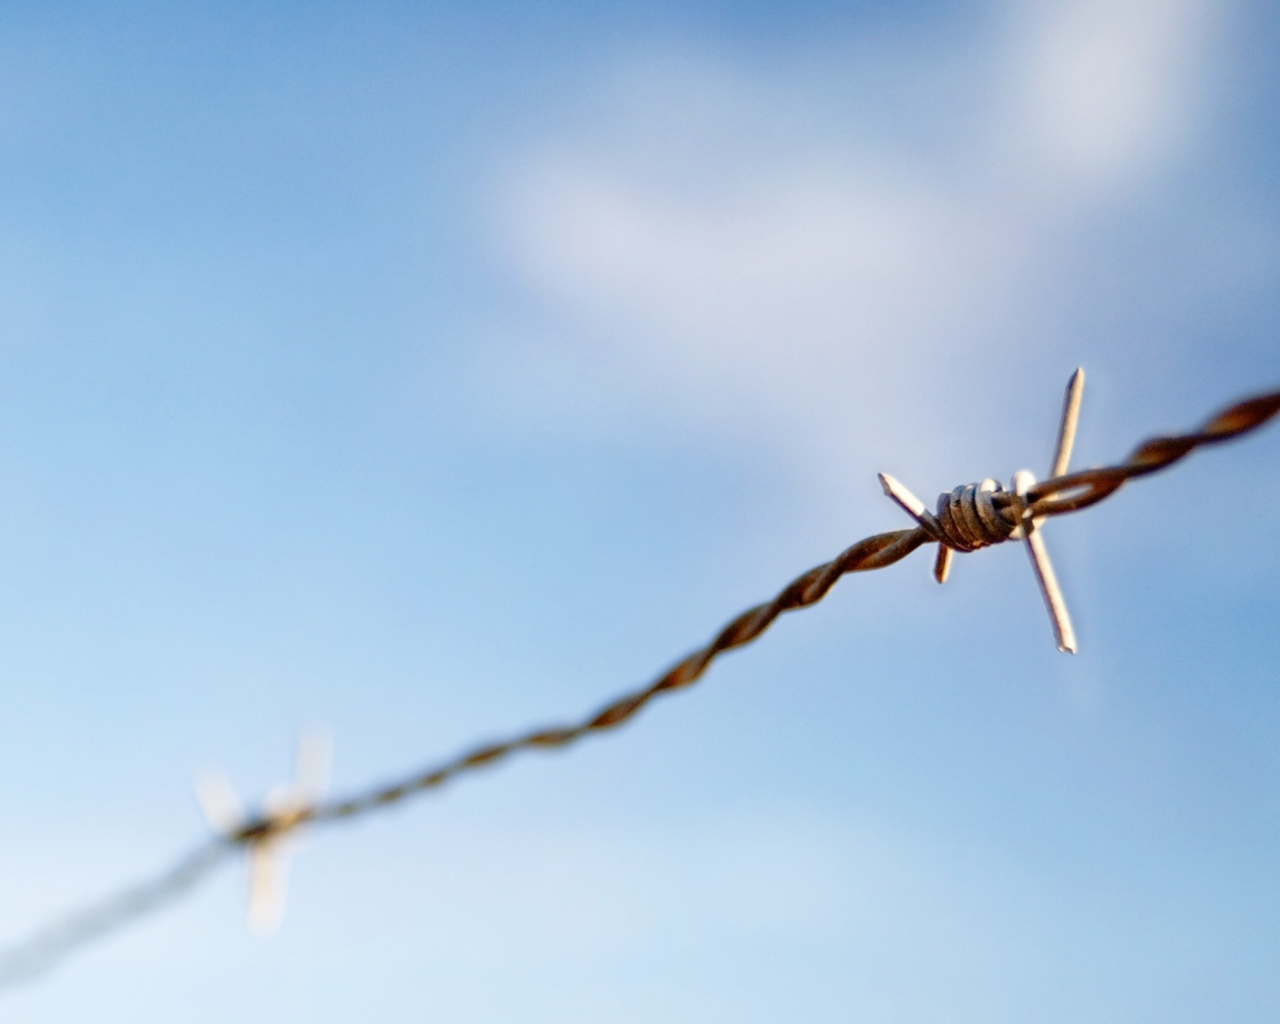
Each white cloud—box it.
[481,0,1234,512]
[1013,0,1216,185]
[508,152,1006,399]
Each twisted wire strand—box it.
[312,381,1280,824]
[1,383,1277,989]
[303,526,929,827]
[1026,389,1280,516]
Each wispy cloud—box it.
[1011,0,1216,184]
[483,0,1237,511]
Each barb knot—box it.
[932,480,1017,552]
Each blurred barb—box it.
[196,730,332,935]
[0,378,1277,991]
[0,841,232,988]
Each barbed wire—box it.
[1,376,1277,990]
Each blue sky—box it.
[1,1,1278,1020]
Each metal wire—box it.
[1026,389,1280,515]
[1,381,1277,990]
[300,526,929,829]
[0,840,232,987]
[304,387,1280,826]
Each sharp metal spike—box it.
[1050,368,1085,480]
[1012,470,1077,654]
[878,472,928,522]
[933,544,953,584]
[880,471,946,535]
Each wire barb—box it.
[1013,470,1077,653]
[196,730,331,934]
[1051,368,1086,479]
[1,374,1277,990]
[880,369,1082,651]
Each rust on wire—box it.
[1,374,1278,988]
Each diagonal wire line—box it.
[0,841,232,987]
[307,526,929,826]
[1026,389,1280,514]
[1,383,1277,990]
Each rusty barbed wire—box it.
[305,379,1280,820]
[1,377,1277,989]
